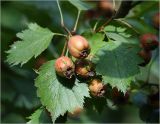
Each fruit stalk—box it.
[57,0,72,36]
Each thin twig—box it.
[95,16,114,32]
[112,0,115,9]
[57,0,63,25]
[54,33,67,37]
[57,0,71,36]
[62,25,72,36]
[72,10,81,33]
[114,19,140,34]
[61,37,69,56]
[93,20,100,32]
[95,0,116,32]
[65,48,69,56]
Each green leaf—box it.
[68,0,92,10]
[35,60,90,123]
[92,41,142,93]
[27,108,43,124]
[82,32,106,57]
[104,24,140,45]
[104,25,132,38]
[6,23,54,66]
[126,1,158,18]
[123,18,157,34]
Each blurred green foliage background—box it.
[1,0,159,123]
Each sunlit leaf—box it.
[6,23,54,66]
[35,60,90,123]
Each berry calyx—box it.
[153,12,159,29]
[89,78,106,97]
[138,49,151,66]
[140,33,159,50]
[75,59,96,79]
[55,56,75,79]
[68,35,90,59]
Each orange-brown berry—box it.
[89,78,106,97]
[68,35,90,59]
[75,59,96,79]
[55,56,75,79]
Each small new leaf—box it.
[6,23,54,66]
[35,60,90,123]
[27,108,43,124]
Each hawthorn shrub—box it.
[2,0,159,123]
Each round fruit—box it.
[138,49,151,66]
[153,13,159,29]
[140,33,159,50]
[55,56,75,79]
[68,35,90,59]
[89,78,106,97]
[75,59,96,79]
[98,0,114,17]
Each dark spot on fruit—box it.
[88,71,96,77]
[64,67,74,79]
[97,86,106,97]
[80,49,90,58]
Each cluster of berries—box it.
[139,33,159,66]
[55,35,106,97]
[139,12,159,66]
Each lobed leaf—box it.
[35,60,90,123]
[27,108,43,124]
[6,23,54,66]
[92,40,142,93]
